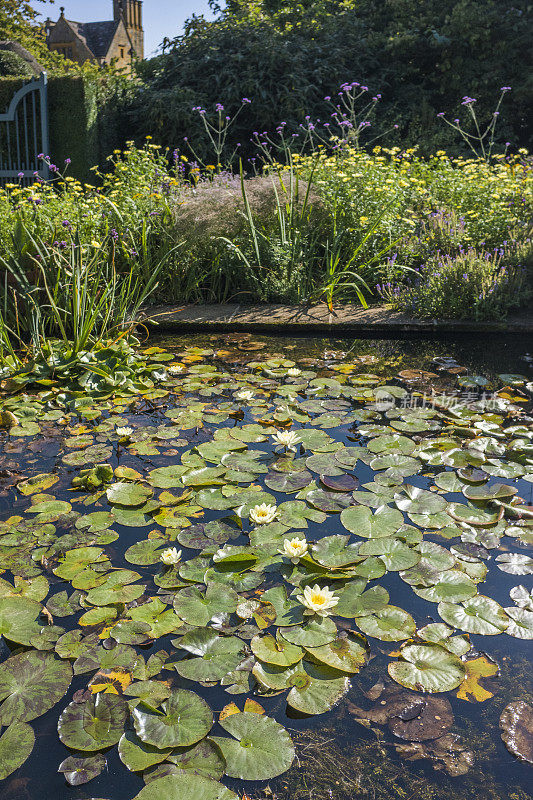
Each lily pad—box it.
[132,689,212,748]
[356,606,416,641]
[118,729,173,771]
[133,774,238,800]
[58,693,127,750]
[389,644,465,692]
[0,721,35,780]
[211,711,295,780]
[58,753,106,786]
[251,633,304,667]
[340,505,403,539]
[174,629,244,681]
[304,631,369,673]
[0,650,72,725]
[438,596,509,635]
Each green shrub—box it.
[379,244,532,320]
[0,50,33,77]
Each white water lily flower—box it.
[510,585,533,611]
[298,584,339,617]
[280,537,308,563]
[160,547,182,565]
[235,390,254,402]
[249,503,278,525]
[273,430,301,450]
[287,368,302,377]
[168,364,184,374]
[116,426,133,438]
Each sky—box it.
[31,0,216,57]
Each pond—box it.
[0,332,531,800]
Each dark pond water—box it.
[0,332,531,800]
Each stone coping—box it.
[141,303,533,336]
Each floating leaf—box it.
[58,693,127,750]
[456,656,498,702]
[0,721,35,780]
[211,711,294,780]
[173,584,239,627]
[118,729,172,771]
[251,633,303,667]
[58,753,106,786]
[304,631,368,673]
[356,606,416,641]
[175,629,244,681]
[340,505,403,539]
[133,774,238,800]
[0,650,72,725]
[438,596,509,635]
[389,644,465,692]
[132,689,212,748]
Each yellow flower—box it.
[297,584,339,617]
[249,503,278,525]
[280,537,308,563]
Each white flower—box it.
[160,547,182,565]
[235,390,254,402]
[287,368,301,377]
[249,503,278,525]
[273,430,301,450]
[280,537,308,563]
[116,426,133,438]
[510,585,533,611]
[168,364,184,374]
[297,584,339,617]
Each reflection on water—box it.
[0,332,531,800]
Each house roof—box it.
[67,20,121,58]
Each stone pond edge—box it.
[140,304,533,336]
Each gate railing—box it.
[0,71,50,187]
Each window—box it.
[119,47,125,59]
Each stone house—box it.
[45,1,144,73]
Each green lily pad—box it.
[251,633,304,667]
[0,596,43,645]
[252,660,350,714]
[304,631,369,673]
[438,596,509,635]
[0,721,35,780]
[118,729,173,772]
[340,505,403,539]
[132,689,212,748]
[166,739,226,780]
[335,584,389,617]
[413,570,477,604]
[211,711,294,780]
[388,644,466,692]
[0,650,72,725]
[280,615,337,647]
[175,629,244,681]
[504,608,533,639]
[133,774,238,800]
[173,584,239,627]
[58,693,127,750]
[311,535,361,568]
[107,482,153,507]
[356,606,416,641]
